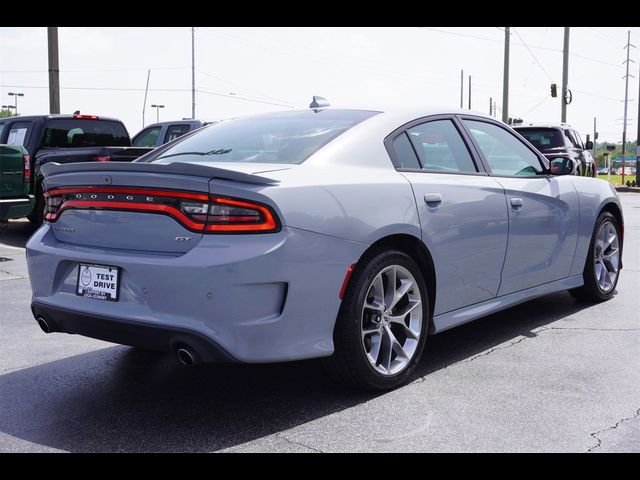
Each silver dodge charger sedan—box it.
[26,104,623,390]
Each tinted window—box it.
[570,130,583,149]
[407,120,477,173]
[43,119,129,148]
[133,126,162,147]
[148,109,379,165]
[164,124,191,143]
[391,133,420,169]
[6,121,33,146]
[464,120,543,176]
[0,122,5,140]
[515,128,564,150]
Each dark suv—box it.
[513,124,595,177]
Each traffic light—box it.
[550,83,558,98]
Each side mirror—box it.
[549,157,573,176]
[585,140,594,150]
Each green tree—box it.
[0,108,15,118]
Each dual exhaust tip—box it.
[36,315,201,367]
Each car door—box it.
[386,116,509,315]
[461,117,580,295]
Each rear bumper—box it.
[31,301,235,362]
[26,223,367,363]
[0,195,34,220]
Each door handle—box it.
[424,193,442,207]
[510,197,523,209]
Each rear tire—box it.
[569,211,621,302]
[27,184,44,227]
[323,250,430,391]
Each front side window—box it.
[406,120,477,173]
[463,120,544,177]
[147,109,379,165]
[133,126,162,147]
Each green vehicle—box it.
[0,144,34,221]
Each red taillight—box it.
[23,154,30,184]
[91,155,111,162]
[43,187,280,234]
[73,114,100,120]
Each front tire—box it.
[324,250,429,391]
[570,211,621,302]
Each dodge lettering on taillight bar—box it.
[43,187,280,234]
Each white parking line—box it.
[0,244,26,251]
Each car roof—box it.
[0,114,123,122]
[513,124,572,130]
[141,119,206,129]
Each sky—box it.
[1,26,639,144]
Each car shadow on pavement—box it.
[0,219,37,249]
[0,289,596,452]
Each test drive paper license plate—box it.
[76,264,120,301]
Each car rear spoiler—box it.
[39,161,279,186]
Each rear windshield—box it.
[147,109,379,165]
[515,128,564,150]
[43,119,130,148]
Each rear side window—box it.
[390,133,421,169]
[164,124,191,143]
[133,126,162,147]
[407,120,477,173]
[148,109,379,165]
[6,121,33,146]
[43,119,129,148]
[515,128,564,150]
[0,122,5,140]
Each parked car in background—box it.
[27,106,623,391]
[513,123,595,177]
[0,114,154,225]
[597,167,609,175]
[132,120,209,148]
[0,145,34,221]
[616,167,635,176]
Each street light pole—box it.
[150,104,165,123]
[8,92,24,115]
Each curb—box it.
[614,186,640,193]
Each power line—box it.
[521,93,549,117]
[583,27,627,45]
[417,27,626,69]
[0,84,300,108]
[512,28,554,82]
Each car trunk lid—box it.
[41,161,279,254]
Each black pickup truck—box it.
[0,114,153,224]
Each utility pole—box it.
[8,92,24,115]
[637,62,640,184]
[621,30,635,186]
[191,27,196,119]
[593,117,597,170]
[460,69,464,108]
[561,27,570,123]
[468,75,471,110]
[47,27,60,114]
[489,97,493,116]
[494,100,497,118]
[502,27,510,123]
[142,70,150,128]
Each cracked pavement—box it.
[0,193,638,452]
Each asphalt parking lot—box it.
[0,193,638,453]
